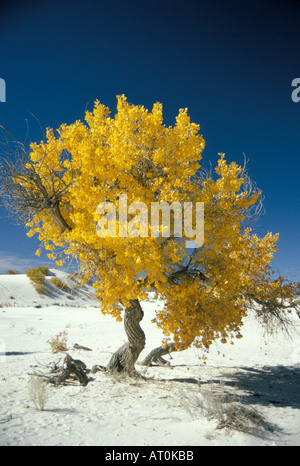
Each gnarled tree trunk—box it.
[106,299,146,375]
[140,342,184,367]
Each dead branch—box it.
[0,126,75,233]
[29,354,90,386]
[73,343,92,351]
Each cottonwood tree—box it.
[0,96,299,375]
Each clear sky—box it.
[0,0,299,278]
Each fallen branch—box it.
[29,354,90,386]
[73,343,92,351]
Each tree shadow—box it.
[163,377,199,385]
[45,408,79,414]
[1,351,38,356]
[42,281,66,299]
[161,364,300,410]
[202,365,300,409]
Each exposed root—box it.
[29,354,90,386]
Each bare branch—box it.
[0,126,75,232]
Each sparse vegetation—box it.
[28,375,48,411]
[26,266,49,294]
[50,277,70,293]
[34,283,45,294]
[47,330,68,353]
[181,382,276,437]
[25,327,37,335]
[26,266,49,282]
[214,401,274,435]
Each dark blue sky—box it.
[0,0,299,278]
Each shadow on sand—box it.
[200,365,300,409]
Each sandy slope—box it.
[0,271,299,446]
[0,269,97,308]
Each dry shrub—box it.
[214,402,274,435]
[181,382,275,437]
[26,266,49,283]
[26,266,49,294]
[47,330,68,353]
[50,277,70,292]
[28,375,48,411]
[34,283,45,294]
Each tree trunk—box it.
[106,299,146,376]
[140,342,184,367]
[49,203,72,233]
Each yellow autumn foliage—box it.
[24,95,295,351]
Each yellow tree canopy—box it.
[23,95,297,352]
